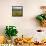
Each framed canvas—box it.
[12,6,23,17]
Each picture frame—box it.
[12,6,23,17]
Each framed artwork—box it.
[12,6,23,17]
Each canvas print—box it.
[12,6,23,17]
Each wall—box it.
[0,0,46,41]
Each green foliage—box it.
[5,26,18,38]
[36,15,44,21]
[36,14,46,21]
[44,15,46,20]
